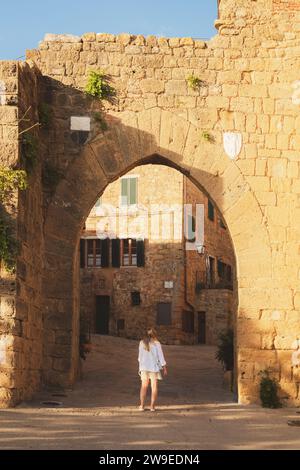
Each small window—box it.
[186,214,196,242]
[95,197,102,208]
[208,200,215,222]
[157,302,172,325]
[80,238,110,268]
[219,217,226,229]
[182,310,194,333]
[121,239,144,267]
[208,256,215,288]
[131,291,141,306]
[121,177,138,205]
[217,260,227,279]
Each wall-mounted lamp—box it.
[196,243,206,255]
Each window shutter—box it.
[111,238,121,268]
[101,239,110,268]
[121,178,128,205]
[80,239,85,268]
[130,177,137,205]
[136,239,145,267]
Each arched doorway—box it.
[42,109,272,404]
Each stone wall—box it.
[0,0,300,405]
[0,61,43,406]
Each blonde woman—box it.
[138,328,167,411]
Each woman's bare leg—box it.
[140,379,149,408]
[150,378,158,410]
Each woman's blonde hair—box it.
[142,328,158,351]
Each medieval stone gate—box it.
[0,0,299,407]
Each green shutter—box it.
[121,178,128,205]
[129,177,137,205]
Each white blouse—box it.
[138,340,166,372]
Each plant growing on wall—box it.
[0,213,19,274]
[0,168,27,203]
[85,70,116,101]
[187,74,205,91]
[42,161,63,190]
[201,131,215,143]
[259,370,282,409]
[38,103,52,128]
[216,328,234,371]
[21,133,38,172]
[93,112,108,132]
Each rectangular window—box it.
[157,302,172,326]
[217,259,233,289]
[121,239,144,267]
[186,214,196,242]
[80,238,109,268]
[219,217,226,229]
[121,177,138,205]
[87,239,94,267]
[208,200,215,222]
[131,291,141,306]
[208,256,215,288]
[182,310,194,333]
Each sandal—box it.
[150,408,156,412]
[138,405,145,411]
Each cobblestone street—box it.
[0,336,299,450]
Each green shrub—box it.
[38,103,52,128]
[259,371,282,408]
[187,74,205,91]
[201,131,215,143]
[0,214,19,274]
[216,328,234,371]
[0,168,27,203]
[42,162,63,189]
[21,133,38,172]
[93,112,108,131]
[85,71,116,101]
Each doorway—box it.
[95,296,110,334]
[198,311,206,344]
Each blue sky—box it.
[0,0,217,60]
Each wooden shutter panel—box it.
[111,238,121,268]
[121,178,128,205]
[101,238,110,268]
[80,239,85,268]
[130,177,137,204]
[136,239,145,267]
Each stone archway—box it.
[42,108,272,404]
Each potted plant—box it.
[216,328,234,390]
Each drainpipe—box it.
[182,176,195,314]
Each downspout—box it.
[182,176,195,313]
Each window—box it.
[157,302,172,325]
[95,197,102,207]
[121,239,145,267]
[208,200,215,222]
[195,270,206,293]
[121,177,138,205]
[219,217,226,229]
[208,256,215,288]
[182,310,194,333]
[80,238,145,268]
[217,259,233,289]
[80,238,110,268]
[186,214,196,242]
[131,291,141,306]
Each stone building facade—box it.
[80,164,235,345]
[0,0,300,406]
